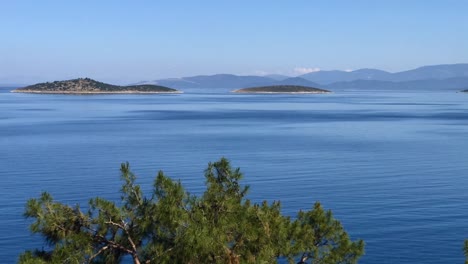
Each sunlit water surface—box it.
[1,89,468,263]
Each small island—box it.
[232,85,331,94]
[462,89,468,93]
[12,78,181,94]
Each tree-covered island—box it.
[12,78,181,94]
[233,85,331,94]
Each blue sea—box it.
[1,88,468,263]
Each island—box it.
[462,89,468,93]
[12,78,181,94]
[232,85,331,94]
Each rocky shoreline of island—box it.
[11,90,182,94]
[233,85,331,94]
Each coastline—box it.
[232,90,331,94]
[11,90,183,94]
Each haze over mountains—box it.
[136,63,468,92]
[3,64,468,92]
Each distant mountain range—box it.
[136,63,468,92]
[299,64,468,84]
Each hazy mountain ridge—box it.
[264,74,290,81]
[299,69,392,84]
[135,64,468,92]
[390,64,468,82]
[299,63,468,84]
[326,77,468,91]
[6,64,468,92]
[138,74,276,91]
[137,76,324,93]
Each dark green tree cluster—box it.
[464,241,468,264]
[19,158,364,264]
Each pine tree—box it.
[19,158,364,264]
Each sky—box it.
[1,0,468,84]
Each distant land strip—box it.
[233,85,331,94]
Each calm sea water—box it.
[1,89,468,263]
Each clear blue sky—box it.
[1,0,468,84]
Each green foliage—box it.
[464,240,468,264]
[20,158,364,264]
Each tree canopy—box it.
[20,158,364,264]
